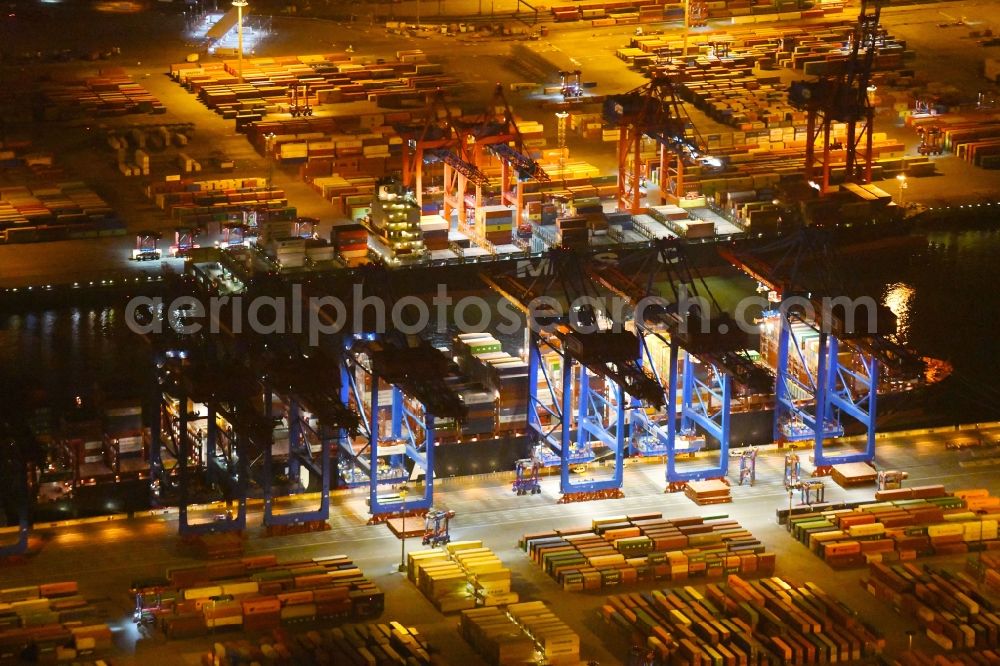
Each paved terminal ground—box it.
[1,0,999,289]
[3,425,1000,664]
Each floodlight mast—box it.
[233,0,248,85]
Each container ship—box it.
[28,397,150,519]
[321,164,922,278]
[13,277,948,519]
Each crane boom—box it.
[426,149,491,188]
[587,263,773,394]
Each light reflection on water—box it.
[0,306,148,408]
[882,282,914,345]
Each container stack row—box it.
[912,113,1000,169]
[420,214,449,251]
[331,221,371,266]
[65,424,143,486]
[550,0,708,24]
[104,123,193,153]
[976,552,1000,596]
[407,540,516,613]
[459,607,536,666]
[621,21,849,62]
[0,581,111,664]
[0,182,118,244]
[246,114,403,184]
[273,113,483,190]
[863,562,1000,651]
[448,334,506,435]
[0,138,33,169]
[202,623,433,665]
[426,334,532,439]
[451,334,528,426]
[169,51,455,120]
[788,488,1000,569]
[0,183,113,228]
[556,214,588,249]
[506,601,580,665]
[535,158,602,183]
[269,127,398,170]
[519,513,773,591]
[38,68,164,119]
[627,21,905,75]
[648,204,715,239]
[460,601,581,666]
[264,236,335,269]
[894,651,1000,666]
[601,575,885,664]
[475,205,516,245]
[0,154,69,188]
[310,173,379,219]
[145,177,295,227]
[156,554,383,639]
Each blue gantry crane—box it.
[0,435,31,559]
[589,239,773,490]
[151,349,262,536]
[331,263,466,518]
[721,230,923,473]
[260,348,359,534]
[340,332,467,517]
[481,248,664,501]
[146,271,361,535]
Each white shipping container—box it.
[305,246,336,261]
[118,440,144,454]
[279,255,305,269]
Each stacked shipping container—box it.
[787,487,999,569]
[159,554,383,639]
[602,575,884,663]
[521,513,773,592]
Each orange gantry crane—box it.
[397,90,490,224]
[788,0,883,192]
[459,84,551,232]
[399,87,550,240]
[603,77,713,213]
